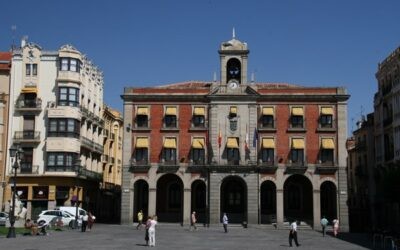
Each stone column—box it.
[121,102,133,224]
[246,174,258,224]
[313,189,321,229]
[183,188,191,225]
[209,173,221,224]
[148,188,156,217]
[276,189,284,229]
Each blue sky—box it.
[1,0,399,134]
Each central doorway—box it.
[220,176,247,223]
[156,174,183,223]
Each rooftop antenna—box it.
[360,105,365,121]
[213,71,217,83]
[351,117,354,133]
[11,25,16,51]
[232,27,236,39]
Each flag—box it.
[252,127,258,148]
[245,128,249,151]
[218,129,222,148]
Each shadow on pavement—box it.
[327,232,373,250]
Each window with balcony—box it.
[290,138,304,164]
[191,138,205,165]
[47,152,79,171]
[290,107,304,128]
[48,118,80,138]
[134,137,149,165]
[320,107,334,128]
[227,137,239,165]
[164,107,177,128]
[320,138,334,164]
[60,57,81,72]
[162,138,177,164]
[136,107,149,128]
[260,107,274,128]
[58,87,79,107]
[192,107,205,128]
[261,138,275,164]
[20,148,33,173]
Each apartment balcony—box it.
[9,164,39,174]
[187,159,207,173]
[316,160,338,174]
[80,136,104,154]
[15,99,42,113]
[129,159,150,173]
[13,131,40,144]
[287,120,307,132]
[57,70,81,84]
[78,168,103,181]
[207,163,257,173]
[285,159,308,174]
[257,157,278,173]
[157,159,179,173]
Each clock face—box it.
[228,81,238,89]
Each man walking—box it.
[320,216,328,237]
[289,220,300,247]
[190,211,197,231]
[222,213,228,233]
[136,210,143,229]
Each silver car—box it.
[0,212,9,226]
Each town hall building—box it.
[121,34,350,231]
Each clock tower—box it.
[219,29,249,87]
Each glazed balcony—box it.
[57,70,81,84]
[15,99,42,112]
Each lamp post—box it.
[74,159,81,229]
[7,145,24,238]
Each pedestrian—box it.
[289,220,300,247]
[81,213,89,232]
[190,211,197,231]
[333,218,340,237]
[136,210,143,229]
[148,215,158,247]
[222,213,228,233]
[320,216,328,237]
[87,211,95,231]
[145,216,151,246]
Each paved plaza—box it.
[0,224,373,250]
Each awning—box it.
[230,106,237,114]
[321,138,335,149]
[163,138,176,148]
[165,107,177,115]
[291,107,304,116]
[262,107,274,115]
[227,137,239,148]
[193,107,205,116]
[291,138,305,149]
[21,87,38,94]
[321,107,334,115]
[136,138,149,148]
[192,138,205,149]
[262,138,275,148]
[137,107,148,115]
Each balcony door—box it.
[23,116,35,139]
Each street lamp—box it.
[7,144,24,238]
[74,159,81,229]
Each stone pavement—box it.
[0,224,373,250]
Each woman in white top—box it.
[148,216,158,247]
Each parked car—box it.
[37,210,75,228]
[0,212,9,226]
[55,206,87,228]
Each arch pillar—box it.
[183,188,191,225]
[148,188,156,217]
[313,189,321,229]
[276,189,284,229]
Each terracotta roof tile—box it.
[0,52,12,71]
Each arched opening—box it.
[156,174,183,223]
[220,176,247,223]
[134,180,149,222]
[226,58,242,83]
[260,180,276,224]
[320,181,337,223]
[284,174,313,226]
[191,180,206,224]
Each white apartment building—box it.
[6,39,104,220]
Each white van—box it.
[57,206,87,217]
